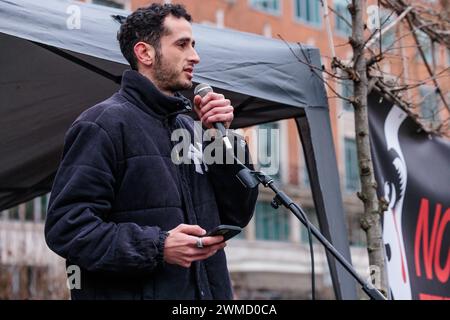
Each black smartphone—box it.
[203,225,242,241]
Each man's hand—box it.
[193,92,234,129]
[163,224,226,268]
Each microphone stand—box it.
[237,169,386,300]
[217,131,386,300]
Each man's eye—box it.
[178,42,187,48]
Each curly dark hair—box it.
[117,3,192,70]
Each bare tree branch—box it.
[380,0,450,48]
[406,16,450,112]
[328,4,352,29]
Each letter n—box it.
[414,198,441,279]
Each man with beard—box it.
[44,3,258,300]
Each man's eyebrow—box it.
[175,37,196,46]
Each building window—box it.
[250,0,280,14]
[2,194,49,222]
[8,206,19,220]
[334,0,351,36]
[416,30,433,64]
[255,201,290,241]
[300,147,310,187]
[258,122,281,180]
[419,86,440,126]
[25,200,34,221]
[41,194,49,221]
[294,0,322,26]
[378,10,396,51]
[341,79,354,111]
[344,138,359,192]
[92,0,124,9]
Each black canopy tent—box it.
[0,0,357,299]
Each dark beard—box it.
[153,53,192,94]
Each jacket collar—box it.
[119,70,192,120]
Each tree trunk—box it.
[349,0,388,297]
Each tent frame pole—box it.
[296,109,359,299]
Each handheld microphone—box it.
[194,83,233,150]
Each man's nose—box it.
[189,48,200,64]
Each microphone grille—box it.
[194,83,213,97]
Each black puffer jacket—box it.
[45,70,258,300]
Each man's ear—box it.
[133,42,155,68]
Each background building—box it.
[1,0,448,299]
